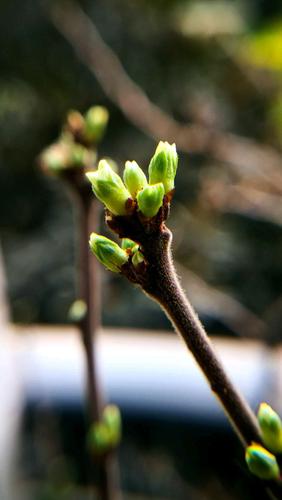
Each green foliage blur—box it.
[0,0,282,343]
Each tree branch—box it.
[105,202,282,499]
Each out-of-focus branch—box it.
[176,262,268,340]
[49,1,209,151]
[0,247,9,325]
[201,178,282,226]
[48,1,282,193]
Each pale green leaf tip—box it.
[149,141,178,193]
[132,250,144,268]
[87,159,131,215]
[121,238,138,252]
[87,404,122,455]
[123,160,148,198]
[89,233,128,273]
[68,299,87,322]
[245,443,280,480]
[137,182,165,218]
[258,402,282,454]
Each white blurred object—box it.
[0,334,23,500]
[0,248,23,500]
[174,1,247,38]
[18,326,277,423]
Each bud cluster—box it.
[245,402,282,480]
[65,106,109,146]
[87,141,178,274]
[39,105,109,174]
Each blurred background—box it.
[0,0,282,498]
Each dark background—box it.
[1,0,282,338]
[1,1,282,498]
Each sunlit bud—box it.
[88,421,112,455]
[245,443,280,480]
[86,159,131,215]
[87,405,122,455]
[258,403,282,454]
[40,143,70,172]
[123,161,148,198]
[65,110,85,137]
[84,106,109,143]
[121,238,139,253]
[103,405,122,446]
[68,299,87,323]
[89,233,128,273]
[137,183,164,218]
[148,141,178,193]
[40,142,95,173]
[132,250,144,268]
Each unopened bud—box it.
[258,403,282,454]
[121,238,138,253]
[89,233,128,273]
[103,405,122,446]
[65,110,85,137]
[84,106,109,143]
[148,141,178,193]
[245,443,280,480]
[132,250,144,268]
[87,405,122,455]
[88,421,112,455]
[40,143,70,173]
[137,183,164,218]
[40,141,95,173]
[68,299,87,323]
[123,161,147,198]
[86,159,131,215]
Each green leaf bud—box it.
[123,161,148,198]
[87,405,122,455]
[258,403,282,454]
[148,141,178,193]
[137,183,165,218]
[103,405,121,430]
[121,238,138,253]
[132,250,144,268]
[40,143,70,173]
[103,405,122,446]
[40,141,95,173]
[86,159,131,215]
[68,299,87,323]
[89,233,128,273]
[88,421,112,455]
[65,109,85,137]
[84,106,109,143]
[245,443,280,480]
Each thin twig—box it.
[65,171,120,500]
[105,203,282,500]
[202,179,282,226]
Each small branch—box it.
[64,170,120,500]
[202,179,282,226]
[106,203,282,499]
[107,207,261,444]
